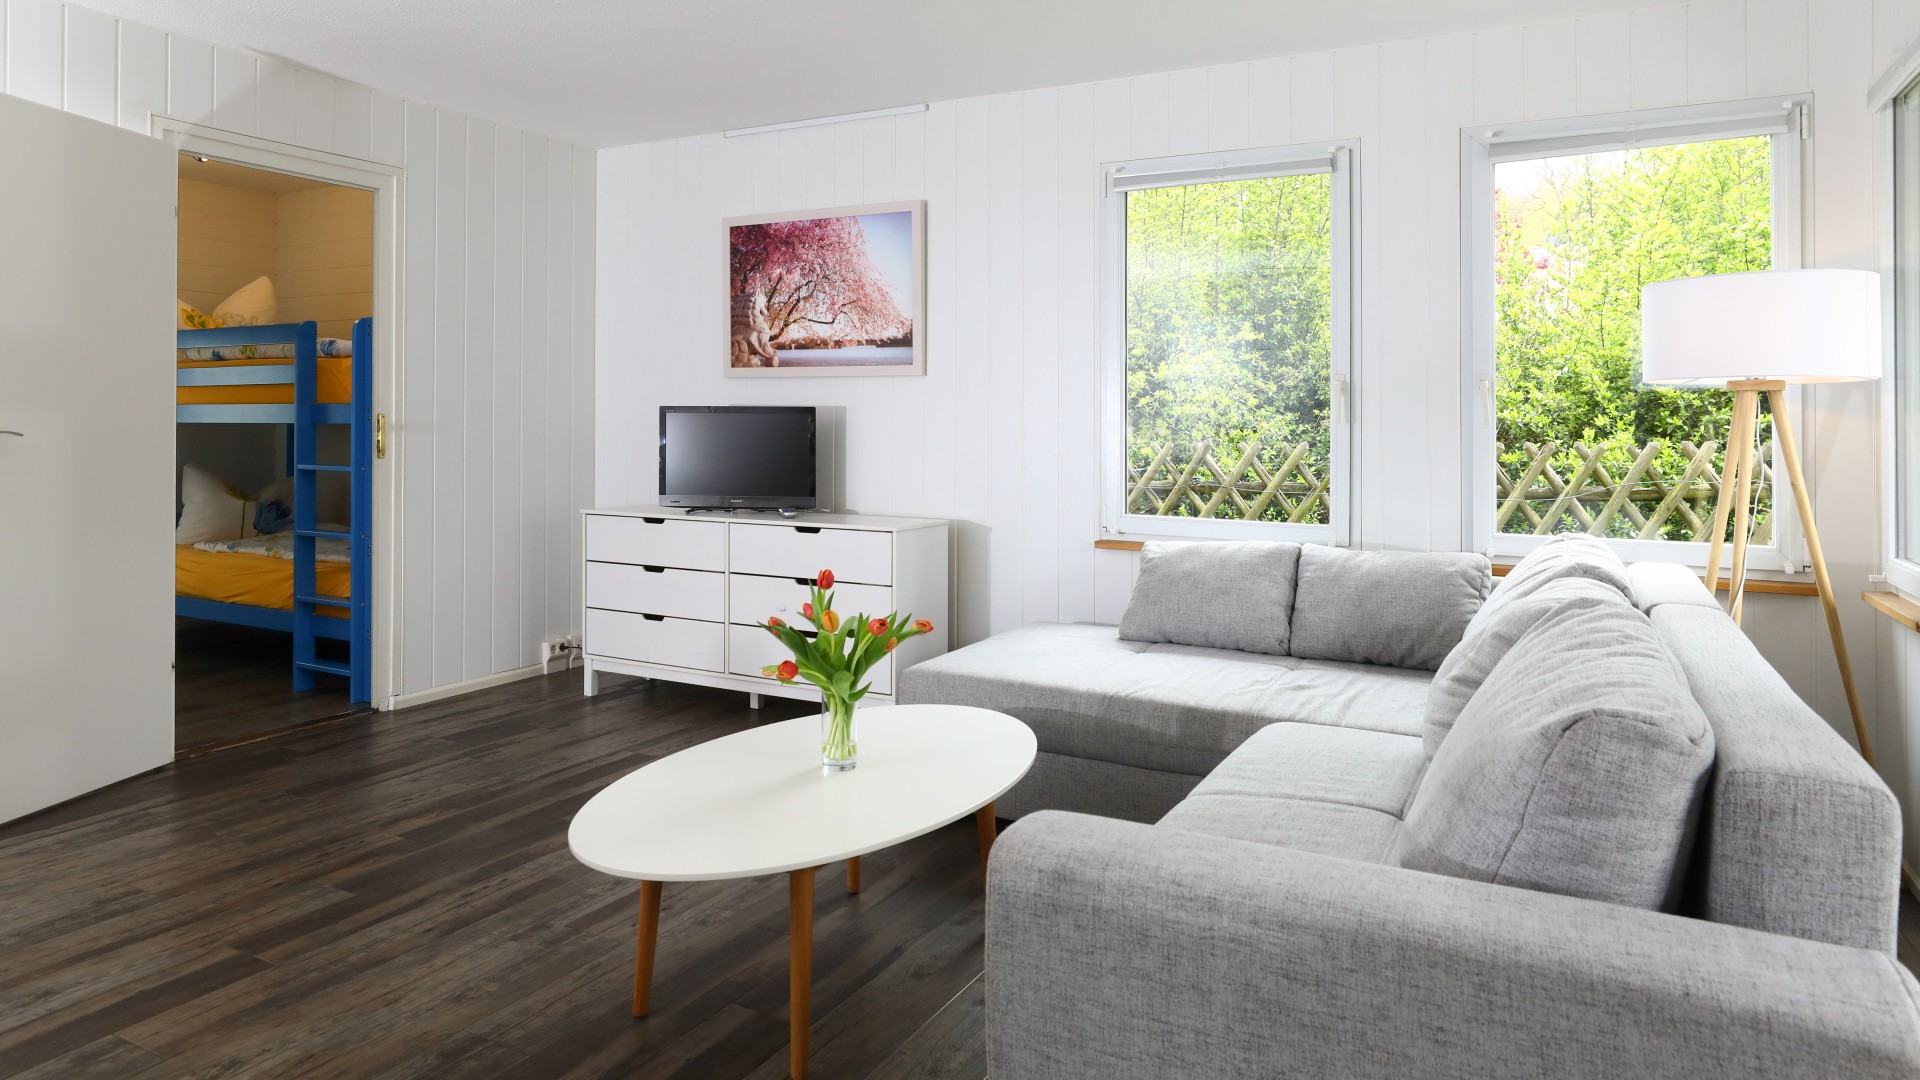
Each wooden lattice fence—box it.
[1497,440,1772,542]
[1127,440,1329,523]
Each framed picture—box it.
[725,200,926,377]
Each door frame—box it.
[153,117,404,710]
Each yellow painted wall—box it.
[276,185,373,340]
[177,177,276,317]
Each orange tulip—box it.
[867,617,889,636]
[767,616,785,628]
[776,660,798,682]
[913,619,934,634]
[820,610,841,633]
[817,569,835,589]
[884,637,899,653]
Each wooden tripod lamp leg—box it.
[1727,389,1763,625]
[1704,388,1756,601]
[1766,388,1876,766]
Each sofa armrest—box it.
[987,811,1920,1080]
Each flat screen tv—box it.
[659,406,817,510]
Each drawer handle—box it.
[642,516,665,525]
[643,565,666,573]
[793,577,811,586]
[641,613,666,622]
[795,526,823,534]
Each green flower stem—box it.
[822,693,858,766]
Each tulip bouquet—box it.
[761,569,935,770]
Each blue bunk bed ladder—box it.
[289,317,372,706]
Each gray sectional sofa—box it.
[897,536,1920,1080]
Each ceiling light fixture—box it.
[723,103,928,139]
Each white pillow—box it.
[214,275,277,325]
[176,464,259,545]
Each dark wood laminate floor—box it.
[11,666,1920,1080]
[175,618,360,755]
[0,670,989,1080]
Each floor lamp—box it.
[1640,268,1882,765]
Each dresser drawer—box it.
[586,563,724,622]
[728,525,892,585]
[585,515,724,571]
[729,623,892,696]
[728,572,893,627]
[586,610,725,672]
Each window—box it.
[1100,144,1354,544]
[1465,101,1805,568]
[1894,81,1920,579]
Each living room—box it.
[5,0,1920,1077]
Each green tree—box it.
[1494,136,1773,538]
[1125,173,1332,522]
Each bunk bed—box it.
[175,318,372,705]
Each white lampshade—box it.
[1640,268,1882,386]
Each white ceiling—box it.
[85,0,1646,148]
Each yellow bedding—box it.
[177,355,353,406]
[177,545,350,619]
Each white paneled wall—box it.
[598,0,1875,685]
[3,1,594,700]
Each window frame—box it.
[1880,70,1920,603]
[1098,140,1357,546]
[1460,97,1809,571]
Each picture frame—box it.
[724,200,926,378]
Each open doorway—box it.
[172,154,375,754]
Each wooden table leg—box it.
[788,866,815,1079]
[632,880,663,1017]
[847,856,861,894]
[976,803,997,873]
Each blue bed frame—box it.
[175,318,372,706]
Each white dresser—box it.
[580,506,951,705]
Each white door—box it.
[0,93,175,822]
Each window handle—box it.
[1477,378,1494,426]
[1333,377,1350,424]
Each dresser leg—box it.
[583,659,600,697]
[789,867,815,1079]
[632,880,662,1017]
[976,803,997,873]
[750,692,762,710]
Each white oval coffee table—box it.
[568,703,1036,1079]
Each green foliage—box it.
[1124,174,1333,523]
[1494,136,1773,538]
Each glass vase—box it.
[820,693,859,771]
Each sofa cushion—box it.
[1287,546,1491,672]
[1480,534,1634,624]
[1392,596,1714,911]
[1423,576,1630,757]
[1118,540,1300,656]
[1157,723,1425,863]
[895,622,1431,777]
[1651,603,1904,951]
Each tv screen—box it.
[659,406,816,509]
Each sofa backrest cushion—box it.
[1287,546,1491,672]
[1649,599,1903,952]
[1480,534,1635,625]
[1118,540,1301,656]
[1422,575,1630,757]
[1393,596,1715,911]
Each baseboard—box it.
[386,662,549,711]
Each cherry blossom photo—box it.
[725,201,925,377]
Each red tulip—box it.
[776,660,798,682]
[801,602,815,621]
[767,616,785,628]
[817,569,835,590]
[868,617,889,636]
[913,619,934,634]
